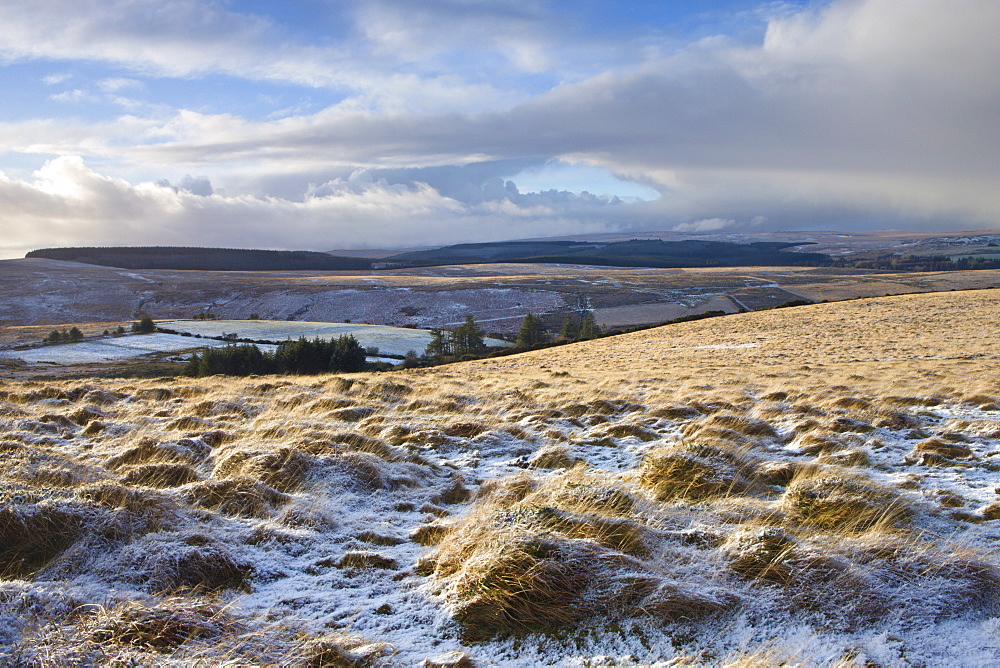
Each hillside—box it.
[26,247,372,272]
[2,290,999,665]
[4,256,1000,335]
[386,239,831,268]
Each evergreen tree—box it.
[131,315,156,334]
[558,314,579,341]
[68,327,84,342]
[515,313,547,348]
[329,335,367,372]
[578,311,600,339]
[452,315,486,357]
[425,328,452,358]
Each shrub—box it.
[131,315,156,334]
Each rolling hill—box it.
[2,289,999,665]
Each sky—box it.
[1,0,998,258]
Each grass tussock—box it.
[119,532,252,592]
[89,597,229,649]
[0,502,82,577]
[427,469,731,640]
[120,463,201,488]
[300,629,394,667]
[186,476,291,517]
[434,532,615,640]
[639,441,758,502]
[213,447,313,492]
[693,413,781,440]
[529,443,578,469]
[780,469,910,534]
[104,436,211,469]
[913,437,975,460]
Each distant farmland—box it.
[159,320,510,357]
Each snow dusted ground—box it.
[0,321,508,367]
[2,290,1000,666]
[205,401,1000,666]
[159,320,509,357]
[0,333,238,365]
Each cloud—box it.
[42,73,71,85]
[356,0,557,73]
[672,218,737,233]
[156,175,215,197]
[0,157,622,259]
[98,78,143,93]
[0,0,532,113]
[2,0,999,246]
[49,89,96,104]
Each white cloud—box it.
[0,157,620,259]
[49,89,96,103]
[3,0,999,247]
[672,218,737,233]
[98,77,143,93]
[0,0,522,113]
[356,0,556,73]
[42,73,71,85]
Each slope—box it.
[1,289,998,666]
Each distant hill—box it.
[26,246,372,271]
[385,239,831,268]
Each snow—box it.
[0,321,509,366]
[213,402,1000,665]
[0,333,236,364]
[159,320,509,357]
[1,376,998,664]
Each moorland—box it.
[2,287,1000,665]
[2,229,1000,665]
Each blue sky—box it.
[0,0,997,257]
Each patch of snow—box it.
[692,342,759,350]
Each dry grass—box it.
[120,463,201,488]
[186,476,291,517]
[639,441,758,502]
[780,469,910,534]
[2,289,1000,664]
[0,502,83,577]
[427,467,734,640]
[119,532,252,592]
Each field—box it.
[158,320,509,356]
[2,289,999,665]
[4,230,1000,338]
[0,333,248,366]
[0,322,509,381]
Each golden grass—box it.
[780,468,910,534]
[2,289,1000,663]
[639,441,759,502]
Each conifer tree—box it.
[515,313,547,348]
[558,314,579,341]
[453,314,486,357]
[578,311,600,339]
[425,328,453,357]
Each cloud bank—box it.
[0,157,621,258]
[1,0,998,257]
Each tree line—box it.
[421,311,602,362]
[184,335,367,377]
